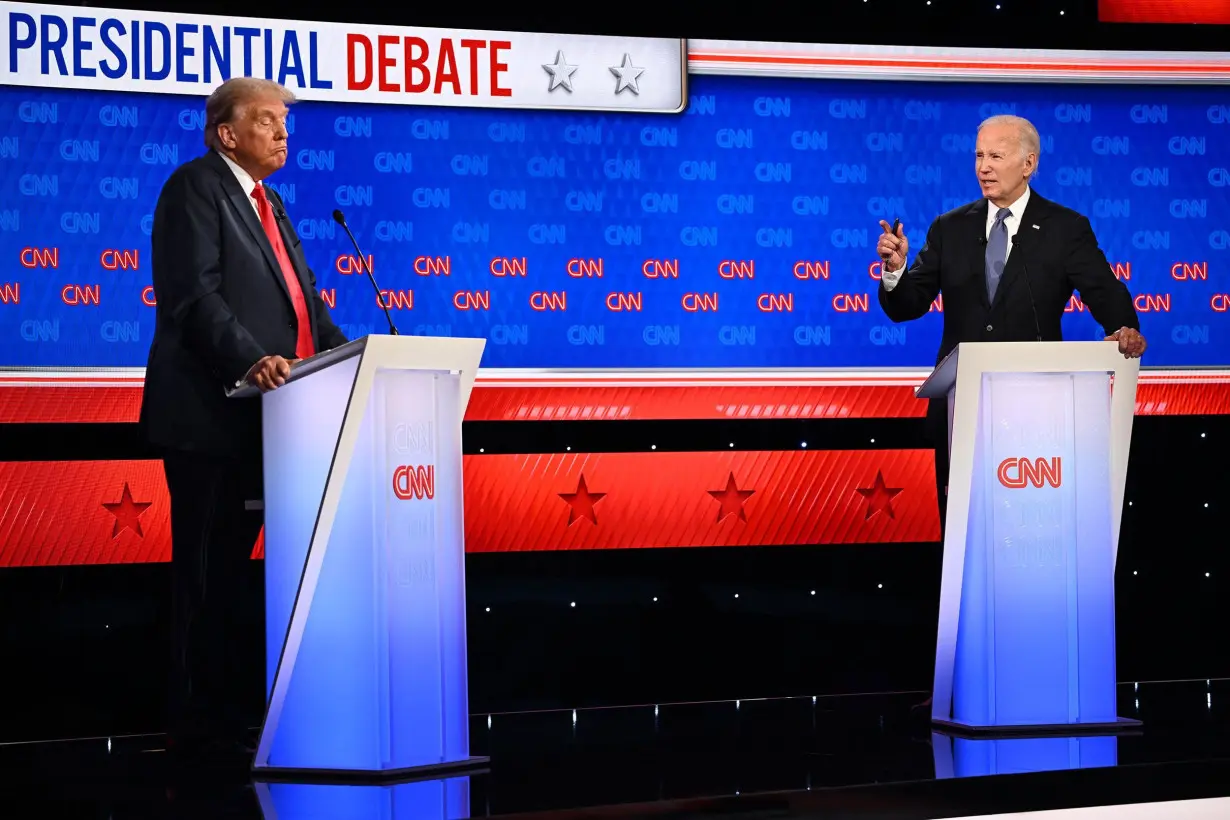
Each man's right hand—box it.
[877,220,908,272]
[246,355,293,392]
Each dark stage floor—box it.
[3,680,1229,818]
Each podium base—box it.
[252,755,490,785]
[931,717,1142,739]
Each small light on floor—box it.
[1135,698,1140,710]
[877,583,883,589]
[651,444,657,450]
[566,446,571,451]
[870,438,876,443]
[479,448,485,453]
[107,737,111,753]
[1133,571,1138,576]
[729,442,735,448]
[485,607,491,612]
[736,700,740,709]
[572,709,577,724]
[1201,432,1206,438]
[1135,682,1139,692]
[570,601,576,607]
[812,696,817,704]
[653,596,658,602]
[810,590,816,595]
[1128,501,1133,506]
[488,715,492,729]
[654,704,659,716]
[1206,572,1211,578]
[734,593,740,599]
[1205,503,1209,508]
[801,441,808,448]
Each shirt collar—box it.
[216,150,260,199]
[993,186,1031,219]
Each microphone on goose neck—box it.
[332,209,399,336]
[1012,233,1042,342]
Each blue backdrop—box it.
[0,74,1225,368]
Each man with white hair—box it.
[877,114,1145,517]
[140,77,347,759]
[875,114,1145,712]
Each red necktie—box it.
[251,185,315,360]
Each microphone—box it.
[333,209,398,336]
[1012,233,1042,342]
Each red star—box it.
[708,472,755,523]
[559,474,605,526]
[856,471,904,520]
[102,482,152,538]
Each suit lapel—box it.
[967,199,991,312]
[990,192,1051,314]
[207,152,295,308]
[271,200,319,341]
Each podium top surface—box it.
[915,341,1141,399]
[226,334,485,399]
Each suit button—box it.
[985,324,993,332]
[287,321,295,329]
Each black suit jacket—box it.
[878,190,1139,443]
[140,151,348,457]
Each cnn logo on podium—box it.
[393,465,435,500]
[997,457,1062,489]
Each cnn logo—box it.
[997,457,1062,489]
[392,465,435,500]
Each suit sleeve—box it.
[152,170,267,387]
[878,217,942,323]
[1064,215,1139,334]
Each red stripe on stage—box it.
[0,380,1228,424]
[462,450,940,552]
[0,450,939,566]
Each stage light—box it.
[654,705,659,716]
[566,446,571,451]
[653,596,658,602]
[877,583,883,589]
[485,607,491,612]
[570,601,576,607]
[1135,682,1139,691]
[736,700,741,708]
[572,709,577,724]
[801,441,808,448]
[1206,572,1211,578]
[870,438,876,443]
[729,442,735,448]
[812,696,817,704]
[734,593,740,598]
[1129,501,1133,506]
[488,715,492,729]
[810,590,816,595]
[1205,503,1210,508]
[107,738,111,753]
[1133,571,1138,576]
[651,444,657,450]
[479,448,485,453]
[1201,433,1207,438]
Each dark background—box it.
[2,0,1228,742]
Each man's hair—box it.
[203,77,296,150]
[978,114,1041,174]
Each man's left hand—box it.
[1105,327,1147,358]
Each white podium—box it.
[918,342,1140,735]
[235,334,487,780]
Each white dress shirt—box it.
[882,186,1032,291]
[217,150,263,216]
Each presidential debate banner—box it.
[0,3,1227,371]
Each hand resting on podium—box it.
[242,354,296,392]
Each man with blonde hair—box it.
[140,76,347,759]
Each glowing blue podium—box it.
[920,342,1140,735]
[243,334,487,780]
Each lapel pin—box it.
[1032,224,1041,230]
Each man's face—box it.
[217,94,289,180]
[974,123,1035,205]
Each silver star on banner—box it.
[542,51,578,92]
[609,53,644,95]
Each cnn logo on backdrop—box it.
[392,465,435,500]
[997,457,1063,489]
